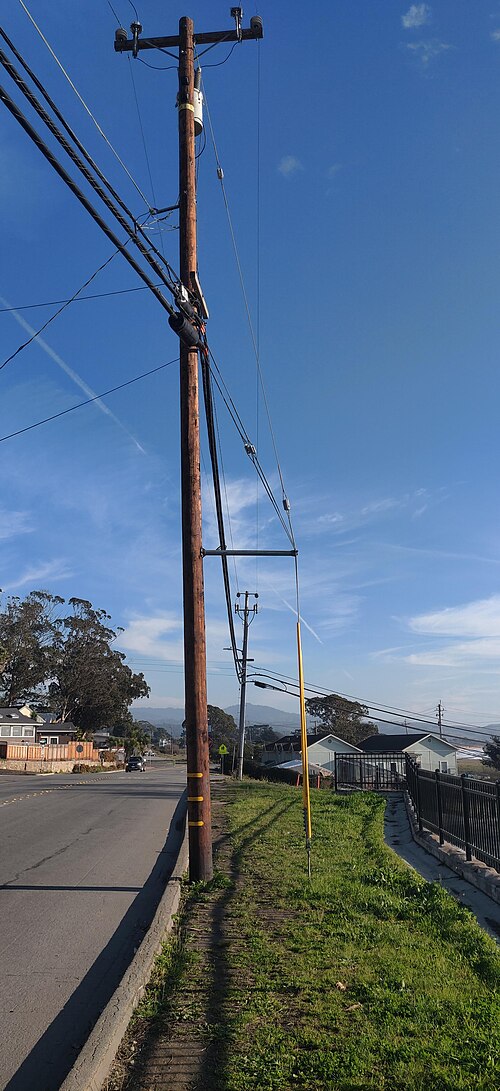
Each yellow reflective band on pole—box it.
[188,796,203,802]
[297,621,312,842]
[188,820,204,827]
[178,102,195,112]
[187,771,203,777]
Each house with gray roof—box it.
[359,732,459,774]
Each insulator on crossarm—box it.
[283,496,291,513]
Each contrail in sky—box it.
[2,298,146,454]
[266,582,323,644]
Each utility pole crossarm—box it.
[203,549,298,558]
[115,26,263,54]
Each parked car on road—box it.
[126,755,145,772]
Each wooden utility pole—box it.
[235,592,258,779]
[178,15,212,881]
[437,701,443,739]
[114,10,264,882]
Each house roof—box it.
[264,732,328,751]
[0,708,37,725]
[37,723,76,734]
[265,732,361,753]
[359,733,459,753]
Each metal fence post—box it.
[496,782,500,867]
[334,753,338,793]
[435,769,444,845]
[359,757,364,790]
[461,774,472,861]
[414,763,423,833]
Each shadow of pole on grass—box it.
[193,788,298,1091]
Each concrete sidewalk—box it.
[384,794,500,944]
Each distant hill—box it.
[130,702,300,736]
[130,707,185,733]
[224,703,300,730]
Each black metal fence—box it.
[405,756,500,871]
[334,753,406,791]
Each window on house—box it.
[0,726,11,737]
[22,728,34,738]
[414,754,422,766]
[11,724,22,736]
[439,760,448,774]
[50,737,58,745]
[40,737,48,745]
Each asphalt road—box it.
[0,763,187,1091]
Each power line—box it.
[200,343,241,679]
[0,283,160,312]
[205,343,295,546]
[249,667,495,738]
[0,79,176,318]
[0,43,183,301]
[17,0,152,207]
[0,250,119,372]
[0,357,177,444]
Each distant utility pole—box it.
[236,592,258,780]
[437,701,444,739]
[114,11,263,882]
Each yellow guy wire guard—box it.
[297,621,312,875]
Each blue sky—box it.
[2,2,500,728]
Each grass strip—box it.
[115,783,500,1090]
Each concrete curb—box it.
[403,792,500,906]
[60,819,189,1091]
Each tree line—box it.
[0,591,149,733]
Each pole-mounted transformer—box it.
[168,311,201,348]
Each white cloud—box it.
[408,594,500,638]
[406,40,451,67]
[4,559,73,591]
[361,498,400,516]
[491,29,500,42]
[0,508,33,540]
[278,156,303,177]
[405,639,500,668]
[327,163,342,179]
[119,615,183,660]
[402,4,431,29]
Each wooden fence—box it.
[0,740,99,762]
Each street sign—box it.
[218,744,228,755]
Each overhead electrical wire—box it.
[0,249,120,372]
[200,340,241,678]
[201,67,296,553]
[0,41,184,301]
[127,55,159,218]
[213,390,240,594]
[0,79,177,319]
[251,666,454,725]
[0,357,177,444]
[0,282,161,312]
[248,667,494,739]
[17,0,151,208]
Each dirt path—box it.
[106,784,240,1090]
